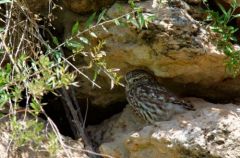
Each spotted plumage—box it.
[125,69,194,124]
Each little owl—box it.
[125,69,194,124]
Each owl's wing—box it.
[133,84,169,109]
[134,84,195,111]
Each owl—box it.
[125,69,194,124]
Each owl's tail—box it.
[173,100,195,111]
[182,100,195,111]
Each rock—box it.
[63,0,116,14]
[57,137,89,158]
[102,0,223,85]
[80,0,238,106]
[184,0,202,4]
[58,0,240,107]
[88,98,240,158]
[24,0,49,14]
[24,0,240,106]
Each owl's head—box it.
[125,69,154,85]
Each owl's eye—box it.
[132,78,141,83]
[125,70,150,83]
[131,76,145,83]
[125,75,134,82]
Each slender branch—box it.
[58,87,99,158]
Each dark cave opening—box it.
[41,92,127,138]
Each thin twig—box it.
[59,88,99,158]
[83,98,89,128]
[15,19,28,57]
[61,56,101,88]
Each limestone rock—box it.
[59,0,240,107]
[102,0,224,85]
[88,98,240,158]
[77,0,236,106]
[40,0,240,107]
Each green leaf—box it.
[101,25,108,32]
[129,0,136,8]
[230,0,238,9]
[97,9,107,24]
[66,40,84,50]
[6,63,11,73]
[0,27,4,33]
[130,18,140,28]
[233,14,240,18]
[79,37,89,45]
[89,31,98,38]
[225,8,232,22]
[0,91,8,108]
[85,12,96,28]
[217,3,227,16]
[52,36,59,46]
[125,13,131,20]
[230,36,237,42]
[71,21,80,36]
[93,69,101,82]
[114,19,120,26]
[39,55,51,68]
[31,61,39,72]
[138,13,145,29]
[52,51,62,62]
[12,87,22,102]
[230,27,238,34]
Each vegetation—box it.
[204,0,240,76]
[0,0,154,157]
[2,0,240,156]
